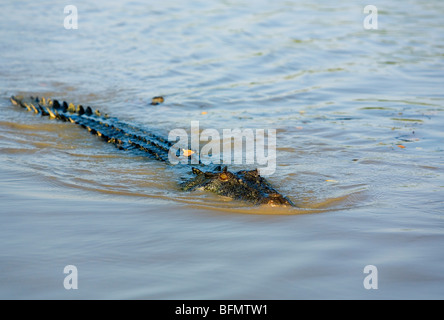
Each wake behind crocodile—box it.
[9,95,295,208]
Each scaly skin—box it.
[10,95,295,207]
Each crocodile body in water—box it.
[9,95,294,207]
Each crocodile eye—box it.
[219,172,229,181]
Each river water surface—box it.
[0,0,443,299]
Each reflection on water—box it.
[0,0,443,299]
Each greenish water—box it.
[0,0,443,299]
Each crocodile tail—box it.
[11,95,104,119]
[10,95,174,162]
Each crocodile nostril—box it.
[264,194,293,207]
[266,198,280,207]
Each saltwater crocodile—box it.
[9,95,294,207]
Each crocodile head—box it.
[181,166,295,207]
